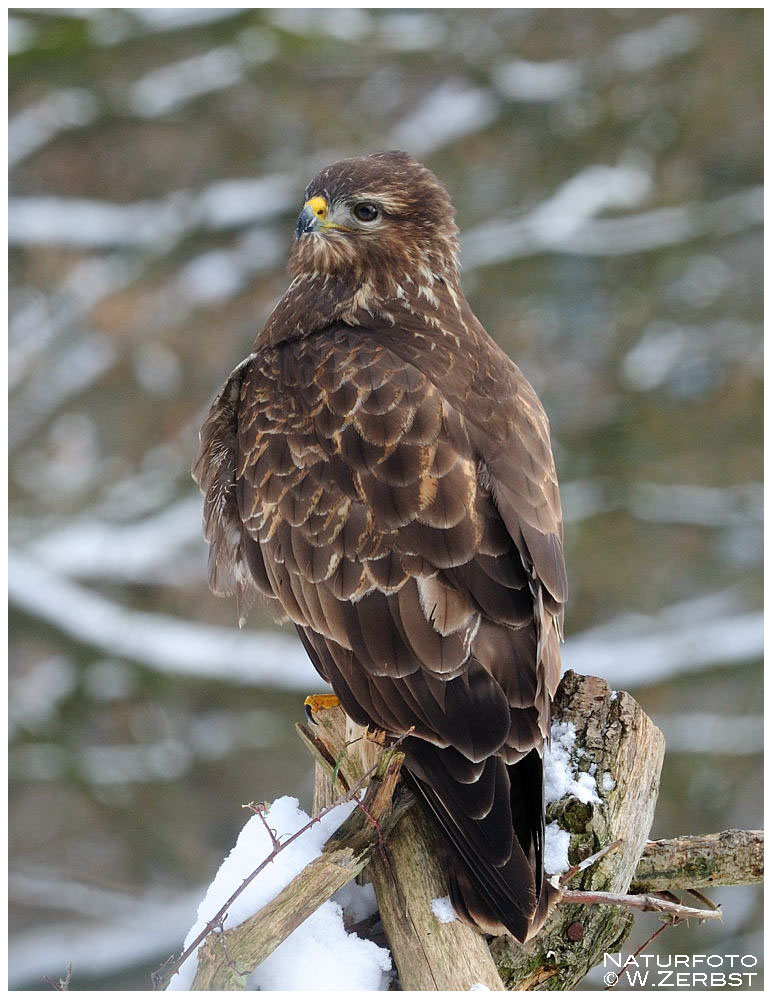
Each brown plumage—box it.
[193,150,566,941]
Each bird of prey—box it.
[193,150,566,942]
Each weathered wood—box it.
[491,670,666,991]
[164,675,762,992]
[302,702,369,796]
[631,829,764,893]
[191,746,404,990]
[306,702,505,991]
[367,794,507,991]
[304,674,668,990]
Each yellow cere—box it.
[305,196,328,220]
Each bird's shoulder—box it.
[350,298,566,606]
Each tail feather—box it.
[403,739,555,942]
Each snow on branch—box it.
[161,743,405,991]
[157,673,763,991]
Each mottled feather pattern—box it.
[193,151,566,942]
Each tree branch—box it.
[190,745,405,990]
[630,829,763,893]
[164,672,763,992]
[304,701,506,991]
[491,670,667,990]
[559,888,722,922]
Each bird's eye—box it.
[352,202,379,222]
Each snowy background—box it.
[9,8,762,990]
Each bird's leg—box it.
[303,693,340,722]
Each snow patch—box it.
[609,14,699,73]
[431,896,457,923]
[8,550,316,688]
[128,46,244,118]
[333,880,379,926]
[9,88,98,167]
[544,822,571,876]
[544,720,601,805]
[167,796,392,991]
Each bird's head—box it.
[288,150,461,290]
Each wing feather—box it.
[194,289,566,941]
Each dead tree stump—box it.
[179,670,760,991]
[300,702,505,990]
[491,670,665,989]
[304,670,665,991]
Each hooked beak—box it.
[295,195,328,238]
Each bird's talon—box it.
[304,693,341,722]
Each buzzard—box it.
[193,151,566,941]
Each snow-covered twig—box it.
[153,744,402,991]
[191,746,405,990]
